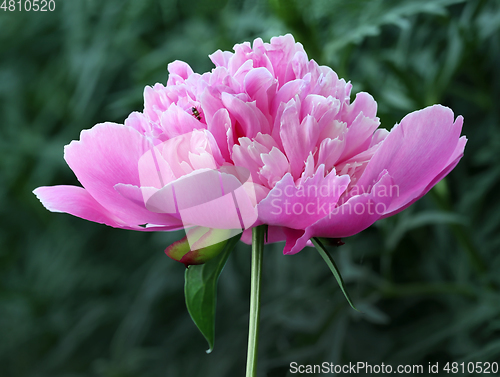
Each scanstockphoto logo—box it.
[137,131,258,251]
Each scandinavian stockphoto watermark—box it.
[138,131,258,251]
[268,180,400,217]
[137,130,401,251]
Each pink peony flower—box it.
[34,34,466,255]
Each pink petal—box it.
[317,118,346,142]
[249,38,275,74]
[143,83,170,124]
[124,112,159,141]
[260,147,290,187]
[243,67,277,121]
[284,170,394,255]
[209,50,234,68]
[300,153,316,181]
[233,59,255,86]
[167,60,194,80]
[355,105,463,214]
[339,112,380,163]
[370,128,389,147]
[254,132,279,150]
[282,227,306,254]
[291,50,309,79]
[229,41,253,76]
[381,135,467,218]
[113,183,185,225]
[270,79,306,117]
[257,166,351,230]
[266,34,304,86]
[208,108,232,161]
[240,225,287,245]
[138,142,177,189]
[160,104,204,139]
[309,63,349,99]
[280,102,319,179]
[232,136,269,184]
[64,122,170,225]
[200,86,228,131]
[317,137,345,172]
[342,92,378,125]
[221,92,270,139]
[301,94,339,122]
[144,169,257,229]
[34,185,125,227]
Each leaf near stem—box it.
[184,233,242,353]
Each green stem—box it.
[245,225,265,377]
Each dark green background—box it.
[1,0,499,376]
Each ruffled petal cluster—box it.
[34,34,466,254]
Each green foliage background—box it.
[1,0,500,376]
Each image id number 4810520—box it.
[1,0,55,11]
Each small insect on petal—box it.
[191,106,201,121]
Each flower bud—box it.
[165,227,237,266]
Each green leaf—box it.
[311,237,359,312]
[385,210,467,252]
[184,233,241,353]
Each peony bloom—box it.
[34,34,466,256]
